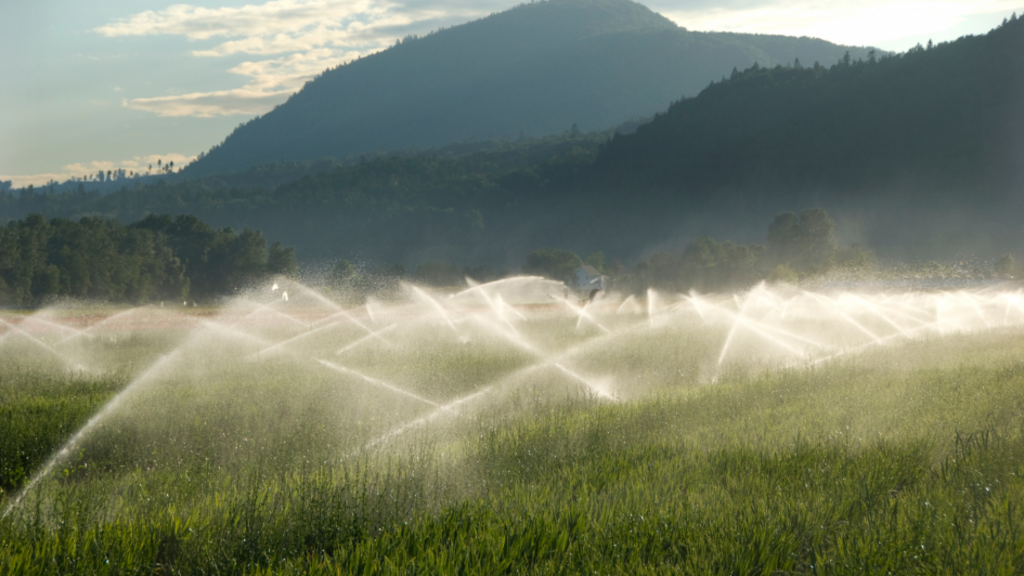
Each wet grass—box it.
[0,367,126,495]
[2,317,1024,573]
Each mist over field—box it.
[3,0,1024,573]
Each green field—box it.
[2,281,1024,574]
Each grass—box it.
[0,367,126,495]
[2,296,1024,574]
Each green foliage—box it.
[766,208,837,273]
[583,251,606,273]
[836,242,877,269]
[0,214,293,305]
[267,242,298,277]
[522,248,582,284]
[0,215,189,305]
[678,236,764,291]
[628,239,766,293]
[624,209,844,292]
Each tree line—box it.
[0,132,606,265]
[521,208,875,293]
[0,214,296,307]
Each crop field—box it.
[2,278,1024,574]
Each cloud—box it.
[98,0,465,117]
[228,48,361,90]
[123,47,372,116]
[95,0,396,42]
[95,0,433,57]
[1,154,198,188]
[656,0,1021,47]
[126,88,292,117]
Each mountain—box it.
[186,0,871,175]
[11,13,1022,267]
[592,15,1024,255]
[598,21,1024,190]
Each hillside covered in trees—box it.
[594,14,1024,254]
[2,14,1022,271]
[185,0,871,176]
[0,133,616,267]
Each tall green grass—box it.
[0,367,126,495]
[3,328,1024,573]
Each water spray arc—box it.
[0,317,88,371]
[2,350,182,520]
[54,307,148,345]
[5,278,1024,521]
[317,359,453,413]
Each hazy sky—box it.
[1,0,1019,187]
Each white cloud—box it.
[659,0,1022,47]
[228,48,360,90]
[122,48,372,116]
[132,153,198,167]
[126,88,293,117]
[0,173,74,189]
[97,0,461,117]
[95,0,395,42]
[1,154,198,188]
[95,0,431,57]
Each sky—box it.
[1,0,1020,187]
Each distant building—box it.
[575,265,608,291]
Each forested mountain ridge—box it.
[1,132,611,266]
[5,16,1022,268]
[597,15,1024,193]
[587,14,1024,255]
[186,0,871,175]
